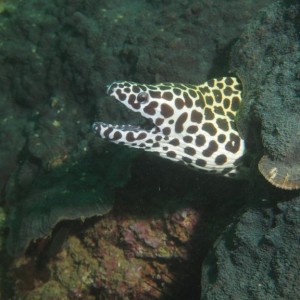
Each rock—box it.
[230,1,300,189]
[201,197,300,299]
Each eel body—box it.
[92,77,246,177]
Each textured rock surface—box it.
[201,197,300,299]
[230,1,300,189]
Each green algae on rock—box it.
[230,1,300,190]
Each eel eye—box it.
[137,92,149,103]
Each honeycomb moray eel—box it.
[92,77,246,177]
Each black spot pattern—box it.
[234,84,242,91]
[104,127,113,138]
[162,92,173,101]
[212,89,222,103]
[202,140,218,157]
[183,92,193,108]
[195,92,205,108]
[149,91,162,98]
[119,93,126,101]
[223,98,230,109]
[230,121,236,130]
[216,118,229,131]
[187,125,198,134]
[225,77,234,85]
[204,108,214,120]
[223,86,233,96]
[227,112,235,120]
[200,86,210,94]
[144,101,158,115]
[207,79,215,87]
[167,151,176,158]
[137,132,147,140]
[175,98,185,109]
[189,90,197,98]
[231,96,240,111]
[126,132,135,142]
[225,133,240,154]
[205,95,213,105]
[196,158,206,167]
[215,154,227,165]
[175,112,188,133]
[112,131,122,140]
[191,110,203,123]
[202,123,217,136]
[184,146,196,156]
[155,118,164,126]
[169,138,180,146]
[128,94,136,102]
[195,134,206,146]
[214,106,225,116]
[132,86,140,93]
[128,95,141,109]
[163,127,171,135]
[217,134,226,143]
[182,156,193,163]
[183,136,193,143]
[161,104,174,118]
[173,88,181,96]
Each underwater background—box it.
[0,0,300,299]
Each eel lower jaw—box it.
[92,121,162,139]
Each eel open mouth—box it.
[93,81,160,138]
